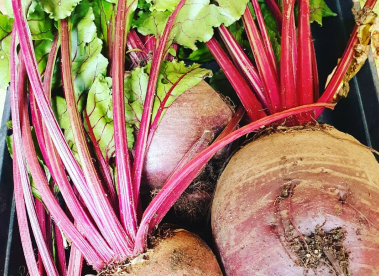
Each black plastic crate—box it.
[1,0,379,274]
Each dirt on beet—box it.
[275,184,350,275]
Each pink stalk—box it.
[206,37,267,119]
[145,35,157,53]
[11,33,60,276]
[12,0,106,240]
[251,0,278,74]
[279,0,297,109]
[36,200,48,276]
[242,8,281,112]
[311,40,319,101]
[30,38,114,262]
[127,29,149,65]
[265,0,283,31]
[317,0,378,116]
[13,154,40,276]
[111,0,138,238]
[291,12,297,91]
[134,102,335,253]
[297,0,313,105]
[20,69,106,271]
[54,224,68,276]
[60,19,131,258]
[132,0,187,216]
[83,111,118,211]
[67,240,84,276]
[218,25,271,112]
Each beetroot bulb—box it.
[212,127,379,275]
[142,80,233,220]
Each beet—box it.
[142,80,233,219]
[101,228,222,275]
[212,126,379,275]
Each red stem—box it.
[13,153,40,276]
[67,235,84,276]
[145,35,156,53]
[311,40,319,101]
[218,26,271,112]
[206,37,267,120]
[61,19,131,259]
[30,40,114,263]
[297,0,313,105]
[280,0,297,109]
[36,200,47,276]
[54,224,68,276]
[265,0,283,31]
[252,0,278,74]
[83,111,118,212]
[11,33,60,275]
[12,0,106,249]
[132,0,187,217]
[242,8,281,112]
[111,0,138,239]
[127,29,149,65]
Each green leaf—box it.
[28,0,55,40]
[6,135,13,158]
[310,0,337,26]
[86,75,134,161]
[38,0,82,20]
[92,0,116,45]
[134,0,249,50]
[0,13,13,90]
[34,39,53,75]
[70,1,109,111]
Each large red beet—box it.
[212,127,379,275]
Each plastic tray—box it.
[1,0,379,274]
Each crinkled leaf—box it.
[28,0,55,40]
[0,13,13,90]
[38,0,82,20]
[34,39,53,75]
[70,1,108,111]
[134,0,249,50]
[124,67,149,126]
[310,0,337,26]
[86,75,134,161]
